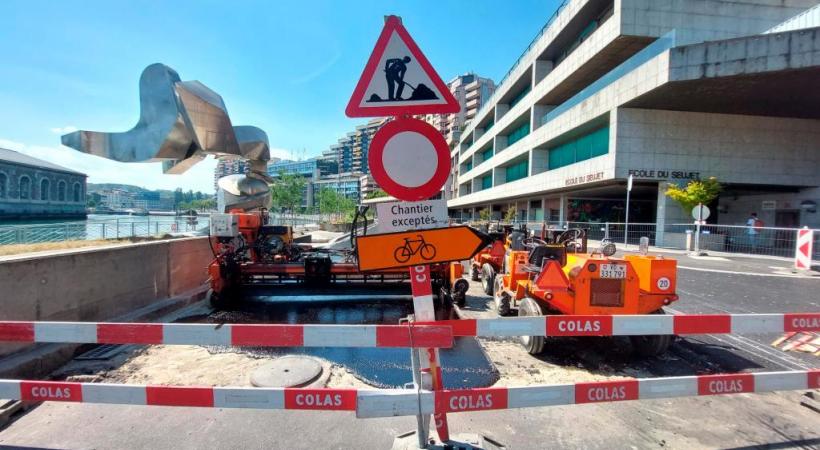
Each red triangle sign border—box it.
[345,15,460,118]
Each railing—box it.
[456,219,819,260]
[0,216,209,246]
[468,0,570,128]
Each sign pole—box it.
[694,203,702,254]
[624,174,632,247]
[409,265,450,443]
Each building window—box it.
[507,122,530,147]
[19,176,31,200]
[505,159,529,183]
[73,183,81,202]
[548,126,609,170]
[464,160,473,172]
[509,86,531,108]
[484,117,494,131]
[0,173,6,199]
[40,179,50,201]
[481,174,492,190]
[58,181,67,201]
[481,146,494,162]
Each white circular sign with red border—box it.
[368,118,450,201]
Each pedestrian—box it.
[746,212,763,251]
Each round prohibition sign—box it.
[367,118,450,201]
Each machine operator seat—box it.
[523,244,567,273]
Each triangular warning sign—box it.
[346,16,460,118]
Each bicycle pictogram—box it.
[393,235,437,263]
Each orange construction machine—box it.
[492,232,679,356]
[207,208,468,310]
[469,225,520,295]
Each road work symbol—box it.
[346,16,459,117]
[394,235,437,263]
[367,55,439,103]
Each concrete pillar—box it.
[493,166,506,186]
[495,135,508,153]
[496,104,509,123]
[559,194,567,226]
[655,181,690,247]
[532,60,554,86]
[531,104,555,131]
[530,148,548,175]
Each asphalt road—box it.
[0,252,817,449]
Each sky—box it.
[0,0,562,193]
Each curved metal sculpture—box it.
[61,63,272,211]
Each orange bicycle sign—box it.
[356,226,492,271]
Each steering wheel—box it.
[522,237,548,249]
[556,228,582,244]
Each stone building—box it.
[0,147,87,220]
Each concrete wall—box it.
[615,108,820,187]
[0,237,212,357]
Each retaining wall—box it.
[0,237,212,357]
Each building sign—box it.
[627,169,700,180]
[565,171,605,186]
[761,200,776,211]
[376,199,448,232]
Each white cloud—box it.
[49,125,78,134]
[0,138,218,193]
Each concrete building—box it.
[213,157,252,192]
[0,147,87,220]
[322,118,387,176]
[449,0,820,240]
[267,157,339,208]
[312,173,361,203]
[422,73,496,146]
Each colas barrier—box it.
[0,313,817,446]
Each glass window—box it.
[19,176,31,199]
[0,173,6,198]
[507,122,530,147]
[464,160,472,172]
[73,183,81,202]
[40,179,50,200]
[505,159,529,183]
[509,86,530,108]
[481,146,493,162]
[58,181,66,201]
[548,126,609,170]
[484,117,494,131]
[481,174,492,190]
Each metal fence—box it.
[459,219,819,260]
[0,216,209,246]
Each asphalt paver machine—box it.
[206,207,469,311]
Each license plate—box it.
[600,264,626,279]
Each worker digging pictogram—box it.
[366,55,439,103]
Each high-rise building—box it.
[322,118,387,176]
[213,157,252,192]
[422,73,496,146]
[267,157,340,209]
[448,0,820,237]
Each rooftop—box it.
[0,147,86,176]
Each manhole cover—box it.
[250,356,323,388]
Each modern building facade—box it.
[449,0,820,239]
[312,173,362,203]
[422,73,496,146]
[322,118,387,176]
[213,157,253,192]
[0,147,87,220]
[267,157,340,208]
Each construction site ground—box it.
[0,250,817,449]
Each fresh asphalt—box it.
[0,251,817,449]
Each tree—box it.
[173,188,183,208]
[317,188,356,222]
[270,171,306,213]
[665,177,722,213]
[503,206,516,223]
[365,189,388,200]
[479,208,491,222]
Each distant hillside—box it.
[87,183,150,193]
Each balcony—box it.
[465,88,480,101]
[466,98,480,109]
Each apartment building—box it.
[422,73,496,145]
[449,0,820,239]
[322,118,387,175]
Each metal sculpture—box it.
[61,63,271,211]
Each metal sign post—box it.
[624,174,632,247]
[691,204,710,255]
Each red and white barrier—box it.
[0,322,453,349]
[795,227,814,270]
[2,370,816,418]
[422,313,820,338]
